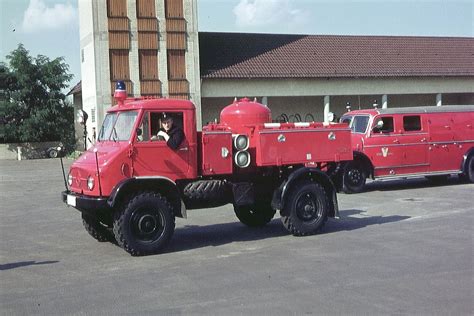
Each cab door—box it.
[364,115,405,177]
[397,114,429,174]
[132,111,190,180]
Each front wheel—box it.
[82,214,113,242]
[343,161,367,193]
[281,181,329,236]
[234,202,276,227]
[113,192,175,256]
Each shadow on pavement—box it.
[0,260,60,271]
[363,176,466,193]
[164,209,410,253]
[324,209,410,233]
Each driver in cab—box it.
[154,113,184,149]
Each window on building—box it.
[167,50,186,79]
[109,50,130,80]
[139,50,158,80]
[403,115,421,131]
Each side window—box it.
[137,112,150,142]
[403,115,421,132]
[373,116,394,134]
[150,112,185,140]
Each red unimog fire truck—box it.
[338,105,474,193]
[61,82,352,256]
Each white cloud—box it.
[21,0,77,33]
[233,0,309,29]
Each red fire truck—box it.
[338,105,474,193]
[61,82,352,255]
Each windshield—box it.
[98,113,117,141]
[340,115,370,134]
[98,111,139,141]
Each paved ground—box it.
[0,158,473,315]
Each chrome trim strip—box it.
[375,170,462,180]
[365,140,474,148]
[202,131,232,135]
[259,128,350,134]
[375,163,430,170]
[134,176,176,185]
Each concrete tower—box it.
[78,0,200,145]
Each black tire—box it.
[47,148,58,158]
[343,161,367,193]
[82,214,113,242]
[281,181,329,236]
[466,155,474,183]
[234,201,276,227]
[113,192,175,256]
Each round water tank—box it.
[220,98,272,130]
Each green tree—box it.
[1,44,75,152]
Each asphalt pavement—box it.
[0,158,473,315]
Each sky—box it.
[1,0,473,90]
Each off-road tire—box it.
[234,202,276,227]
[82,214,113,242]
[343,161,367,193]
[113,191,175,256]
[281,181,329,236]
[183,180,230,208]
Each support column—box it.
[382,94,388,108]
[324,95,330,124]
[436,93,442,106]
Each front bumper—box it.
[61,191,110,215]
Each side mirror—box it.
[136,128,142,137]
[374,120,384,129]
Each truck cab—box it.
[339,105,474,192]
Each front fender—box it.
[108,177,187,218]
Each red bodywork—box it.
[341,105,474,178]
[68,98,353,198]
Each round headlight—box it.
[67,173,73,186]
[87,176,95,190]
[233,134,249,151]
[234,151,251,168]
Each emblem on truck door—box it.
[381,147,389,158]
[278,134,286,142]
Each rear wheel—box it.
[234,202,276,227]
[281,181,329,236]
[343,161,367,193]
[82,214,113,242]
[113,192,175,256]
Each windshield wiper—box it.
[112,127,118,142]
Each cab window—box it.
[137,111,184,142]
[373,117,394,134]
[403,115,421,132]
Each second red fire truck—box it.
[338,105,474,193]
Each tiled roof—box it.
[199,33,474,79]
[67,81,81,95]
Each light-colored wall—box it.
[202,77,474,98]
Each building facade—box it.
[78,0,200,144]
[199,33,474,125]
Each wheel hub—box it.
[138,215,157,234]
[349,169,361,183]
[296,193,319,221]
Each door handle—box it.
[179,147,189,151]
[420,138,427,142]
[393,139,399,144]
